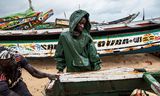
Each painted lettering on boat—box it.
[41,44,57,50]
[97,37,142,47]
[1,32,160,57]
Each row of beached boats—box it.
[0,16,160,58]
[1,1,160,95]
[1,13,160,95]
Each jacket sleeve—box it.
[54,35,66,72]
[0,81,19,96]
[87,37,102,71]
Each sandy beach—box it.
[22,53,160,96]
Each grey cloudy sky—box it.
[0,0,160,23]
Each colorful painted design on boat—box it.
[0,9,53,30]
[1,29,160,57]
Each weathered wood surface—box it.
[46,68,154,96]
[60,67,143,82]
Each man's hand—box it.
[47,74,59,80]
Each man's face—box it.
[73,17,87,37]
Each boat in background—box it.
[0,0,53,30]
[34,12,140,29]
[0,0,160,57]
[99,12,140,25]
[0,16,160,57]
[33,18,69,30]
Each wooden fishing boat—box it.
[36,12,139,29]
[100,12,140,25]
[0,0,53,30]
[44,67,160,96]
[0,0,139,31]
[0,17,160,57]
[0,9,53,30]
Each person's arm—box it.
[54,34,66,73]
[87,36,102,70]
[16,54,58,80]
[24,64,57,80]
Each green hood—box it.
[69,9,91,33]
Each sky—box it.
[0,0,160,23]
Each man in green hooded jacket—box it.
[54,9,101,72]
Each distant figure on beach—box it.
[0,47,58,96]
[54,9,101,73]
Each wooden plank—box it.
[60,68,143,82]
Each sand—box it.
[22,53,160,96]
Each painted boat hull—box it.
[1,19,160,57]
